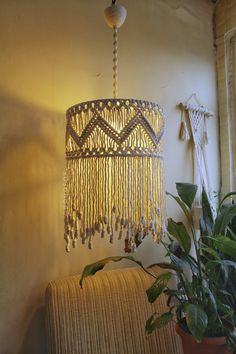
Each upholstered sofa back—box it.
[45,266,183,354]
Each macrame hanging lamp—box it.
[64,1,166,252]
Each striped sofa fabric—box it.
[45,266,183,354]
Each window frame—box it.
[225,28,236,191]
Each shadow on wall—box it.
[0,91,65,354]
[0,90,153,354]
[20,306,47,354]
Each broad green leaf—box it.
[201,247,220,260]
[204,288,217,322]
[181,254,199,274]
[216,289,234,308]
[176,183,198,209]
[229,214,236,236]
[184,304,208,342]
[148,262,183,273]
[214,204,236,235]
[214,236,236,258]
[227,331,236,352]
[166,192,191,220]
[201,187,214,235]
[146,272,172,303]
[218,192,236,211]
[167,219,191,254]
[146,312,174,334]
[80,256,145,288]
[200,217,208,238]
[225,226,236,241]
[205,260,229,285]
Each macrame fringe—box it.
[65,99,166,252]
[64,156,166,252]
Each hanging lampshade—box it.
[64,1,166,252]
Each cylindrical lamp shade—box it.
[65,98,166,251]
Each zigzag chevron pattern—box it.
[67,111,163,149]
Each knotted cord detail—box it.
[113,27,118,98]
[64,98,166,251]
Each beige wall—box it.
[0,0,219,353]
[216,0,236,192]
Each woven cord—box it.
[113,26,118,98]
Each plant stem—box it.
[189,217,205,302]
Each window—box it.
[225,28,236,190]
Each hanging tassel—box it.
[203,116,209,145]
[179,108,190,141]
[203,131,208,145]
[179,121,190,141]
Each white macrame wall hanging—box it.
[179,94,214,212]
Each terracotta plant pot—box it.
[176,324,231,354]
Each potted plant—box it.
[80,183,236,354]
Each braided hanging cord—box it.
[113,26,118,98]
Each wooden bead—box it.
[104,4,127,28]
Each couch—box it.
[45,266,183,354]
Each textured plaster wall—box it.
[0,0,219,353]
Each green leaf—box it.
[148,262,183,273]
[167,219,191,254]
[204,288,217,322]
[166,192,191,220]
[165,288,185,306]
[214,204,236,235]
[205,260,229,286]
[200,217,208,238]
[225,226,236,241]
[218,192,236,211]
[217,303,234,322]
[80,256,145,288]
[181,254,199,274]
[214,236,236,258]
[176,183,198,209]
[146,312,174,334]
[229,214,236,236]
[146,272,172,303]
[184,304,208,342]
[201,187,214,235]
[227,331,236,352]
[201,247,220,260]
